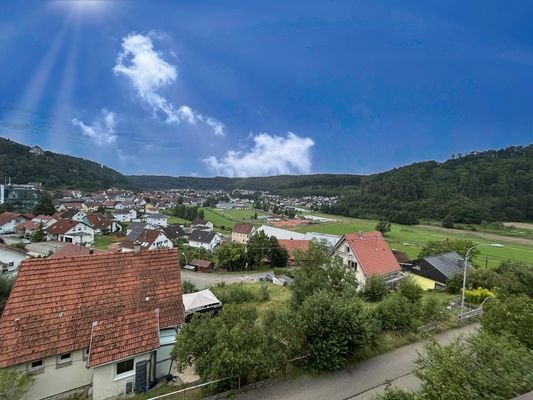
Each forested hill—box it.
[0,137,133,191]
[325,145,533,224]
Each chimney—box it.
[89,248,94,255]
[133,241,141,255]
[358,231,364,239]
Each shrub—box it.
[182,280,198,294]
[362,275,388,302]
[398,277,423,305]
[464,287,495,305]
[376,294,416,332]
[442,214,454,229]
[259,284,271,302]
[421,296,447,323]
[212,284,258,304]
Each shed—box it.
[190,259,214,273]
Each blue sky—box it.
[0,0,532,177]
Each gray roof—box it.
[423,251,467,279]
[188,230,217,244]
[146,213,168,220]
[126,222,148,242]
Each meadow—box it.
[293,213,533,268]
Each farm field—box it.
[203,207,268,229]
[293,214,533,268]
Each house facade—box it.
[231,223,255,244]
[144,213,169,228]
[46,220,95,245]
[0,250,184,400]
[112,209,137,223]
[0,244,30,274]
[332,231,403,289]
[188,230,221,251]
[0,212,29,234]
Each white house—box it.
[46,220,95,246]
[120,229,173,252]
[332,231,403,289]
[0,250,184,400]
[112,209,137,223]
[59,209,87,222]
[190,219,214,230]
[256,225,306,240]
[0,212,29,234]
[188,230,221,251]
[143,213,169,228]
[0,243,30,274]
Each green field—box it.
[203,207,268,230]
[93,234,114,250]
[293,214,533,268]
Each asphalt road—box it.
[180,270,272,289]
[233,323,480,400]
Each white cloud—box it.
[113,33,224,136]
[204,132,314,177]
[72,109,117,145]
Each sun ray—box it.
[1,16,73,144]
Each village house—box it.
[111,209,137,223]
[120,229,173,252]
[59,208,88,223]
[162,225,187,241]
[332,231,403,289]
[190,218,214,230]
[0,249,184,400]
[0,212,30,234]
[49,243,108,258]
[231,223,256,244]
[86,213,122,234]
[143,213,169,228]
[278,239,311,265]
[402,251,469,290]
[188,230,221,251]
[46,220,95,246]
[0,243,30,274]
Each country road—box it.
[418,224,533,246]
[233,323,480,400]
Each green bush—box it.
[464,287,494,305]
[421,296,448,323]
[362,275,388,302]
[212,284,258,304]
[376,294,416,332]
[398,277,423,305]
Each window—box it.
[57,352,72,365]
[29,359,43,372]
[345,245,350,253]
[115,358,134,377]
[83,348,90,360]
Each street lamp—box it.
[460,243,504,320]
[181,252,188,266]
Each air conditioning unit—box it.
[125,380,134,394]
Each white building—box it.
[0,244,30,274]
[143,213,169,228]
[188,230,221,251]
[112,209,137,223]
[256,225,306,240]
[46,220,95,246]
[0,250,184,400]
[0,212,29,234]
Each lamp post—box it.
[460,243,503,321]
[181,252,188,267]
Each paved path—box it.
[233,323,480,400]
[181,270,272,289]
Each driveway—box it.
[0,235,65,257]
[233,323,480,400]
[180,270,272,289]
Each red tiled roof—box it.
[0,249,183,368]
[343,231,401,277]
[33,215,54,221]
[278,239,311,261]
[0,212,23,226]
[232,223,254,235]
[87,213,113,230]
[120,229,162,249]
[15,221,40,231]
[88,309,160,367]
[49,244,108,258]
[46,219,81,235]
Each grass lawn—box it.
[210,282,291,322]
[293,213,533,268]
[203,207,268,229]
[167,216,190,225]
[93,234,114,250]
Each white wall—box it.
[147,233,173,250]
[0,249,28,271]
[10,349,92,400]
[333,239,367,288]
[92,353,151,400]
[0,217,25,234]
